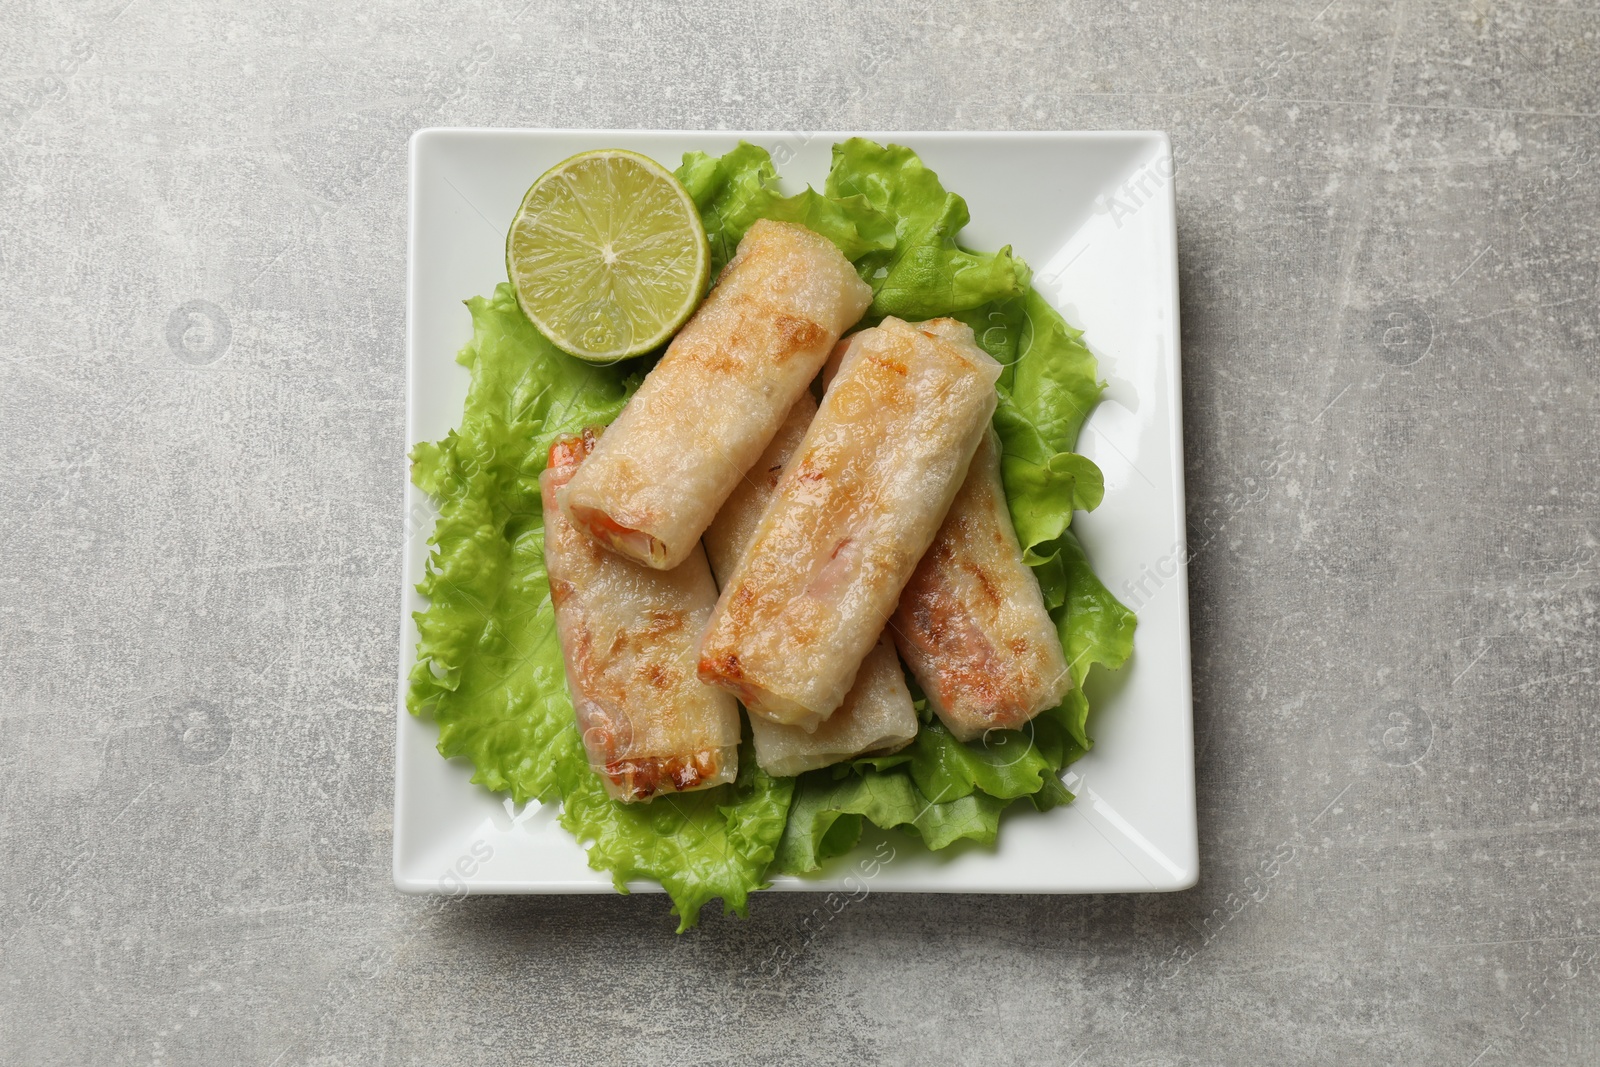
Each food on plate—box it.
[703,395,919,776]
[699,393,819,581]
[753,641,916,776]
[408,139,1139,931]
[541,429,741,801]
[557,218,872,570]
[892,426,1073,741]
[697,316,1001,730]
[505,149,710,363]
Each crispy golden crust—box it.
[702,395,919,773]
[891,427,1072,741]
[747,638,918,776]
[558,219,873,570]
[698,317,1001,729]
[701,392,817,582]
[542,430,740,802]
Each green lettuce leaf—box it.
[560,735,793,927]
[974,291,1108,557]
[772,702,1087,876]
[905,718,1068,804]
[408,284,789,929]
[1042,529,1139,685]
[675,143,894,275]
[774,767,1008,874]
[826,138,1031,320]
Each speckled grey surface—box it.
[3,1,1598,1064]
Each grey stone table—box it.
[3,1,1597,1064]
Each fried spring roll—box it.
[541,430,740,802]
[704,395,919,774]
[558,219,873,570]
[892,427,1072,741]
[700,394,819,583]
[698,317,1002,729]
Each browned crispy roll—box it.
[891,427,1072,741]
[703,394,919,774]
[697,316,1002,730]
[557,219,872,570]
[541,430,740,802]
[700,393,820,582]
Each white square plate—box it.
[396,129,1196,896]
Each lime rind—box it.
[506,149,710,364]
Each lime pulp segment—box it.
[506,150,710,363]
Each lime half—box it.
[505,149,709,363]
